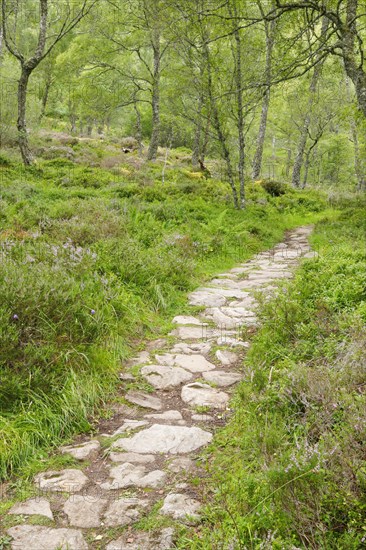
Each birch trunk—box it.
[252,17,276,180]
[147,30,161,161]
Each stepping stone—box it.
[109,452,155,464]
[174,354,216,373]
[119,372,135,381]
[112,419,148,436]
[103,498,148,527]
[170,326,208,340]
[127,350,151,367]
[60,440,100,461]
[64,495,107,528]
[172,315,205,325]
[202,287,249,299]
[119,424,212,454]
[7,525,87,550]
[100,463,166,490]
[217,336,250,348]
[141,364,192,389]
[145,410,183,421]
[209,278,241,289]
[167,457,194,473]
[203,370,242,387]
[216,349,238,365]
[188,291,226,307]
[202,308,241,329]
[181,383,229,409]
[9,498,53,520]
[160,493,201,521]
[125,390,162,410]
[220,306,256,318]
[34,469,89,493]
[106,528,174,550]
[172,342,212,354]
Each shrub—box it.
[261,179,288,196]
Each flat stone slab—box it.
[172,315,206,325]
[145,410,183,421]
[9,498,53,520]
[174,354,216,373]
[203,370,242,387]
[192,414,213,422]
[109,452,155,464]
[217,336,250,348]
[202,308,242,329]
[100,463,167,490]
[35,469,89,493]
[103,498,148,527]
[7,525,87,550]
[125,390,162,410]
[64,495,107,528]
[188,291,226,307]
[112,419,148,436]
[60,440,100,461]
[170,326,208,340]
[215,349,238,365]
[160,493,201,521]
[181,383,229,409]
[118,424,212,454]
[141,364,192,389]
[201,287,249,299]
[106,528,174,550]
[172,342,212,355]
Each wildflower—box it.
[13,314,19,321]
[90,309,96,315]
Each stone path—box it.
[2,227,314,550]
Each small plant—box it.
[261,179,288,196]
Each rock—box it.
[8,498,53,520]
[7,525,87,550]
[34,469,89,493]
[172,342,212,355]
[203,370,242,387]
[141,365,192,389]
[112,419,148,436]
[119,424,212,454]
[103,498,147,527]
[160,493,200,521]
[215,349,238,365]
[201,287,249,299]
[125,390,162,410]
[174,354,216,373]
[146,338,167,351]
[100,463,167,490]
[202,308,241,329]
[119,372,135,381]
[209,278,241,289]
[188,291,226,307]
[106,528,174,550]
[217,336,250,348]
[60,440,100,461]
[63,495,107,528]
[127,350,150,367]
[109,452,155,464]
[145,410,183,421]
[167,457,194,474]
[181,383,229,409]
[170,326,207,340]
[172,315,206,325]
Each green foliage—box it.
[181,203,366,549]
[260,179,288,196]
[0,151,330,479]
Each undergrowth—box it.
[179,204,366,549]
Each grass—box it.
[0,138,332,480]
[178,202,366,549]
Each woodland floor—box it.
[0,225,315,550]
